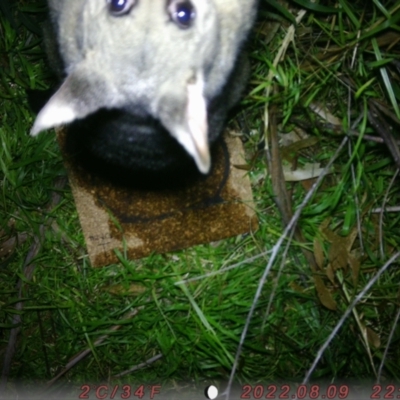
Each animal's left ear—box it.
[30,64,118,136]
[30,74,78,136]
[158,74,211,174]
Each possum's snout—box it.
[30,67,211,174]
[64,107,210,186]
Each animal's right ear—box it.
[30,65,117,136]
[157,74,211,174]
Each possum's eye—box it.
[168,1,195,29]
[107,0,135,16]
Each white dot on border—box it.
[205,385,218,399]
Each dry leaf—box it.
[328,239,349,272]
[289,281,305,293]
[107,283,148,296]
[314,275,337,311]
[309,103,342,126]
[349,255,361,286]
[281,136,319,161]
[325,264,335,285]
[233,164,251,171]
[282,162,331,182]
[321,222,359,275]
[301,178,317,192]
[313,238,325,269]
[366,327,381,349]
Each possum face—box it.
[32,0,257,174]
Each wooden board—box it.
[57,129,258,267]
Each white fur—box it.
[34,0,258,173]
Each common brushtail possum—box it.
[31,0,258,185]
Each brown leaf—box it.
[319,218,335,241]
[309,103,342,126]
[289,281,305,293]
[232,164,251,171]
[328,239,349,272]
[349,255,361,286]
[366,327,381,349]
[325,264,335,285]
[321,222,359,274]
[281,137,319,162]
[107,283,148,296]
[300,177,317,192]
[313,238,325,269]
[314,275,337,310]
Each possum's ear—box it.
[31,67,116,136]
[158,76,211,174]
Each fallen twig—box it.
[302,251,400,386]
[224,136,349,400]
[113,354,163,378]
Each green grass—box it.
[1,0,400,397]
